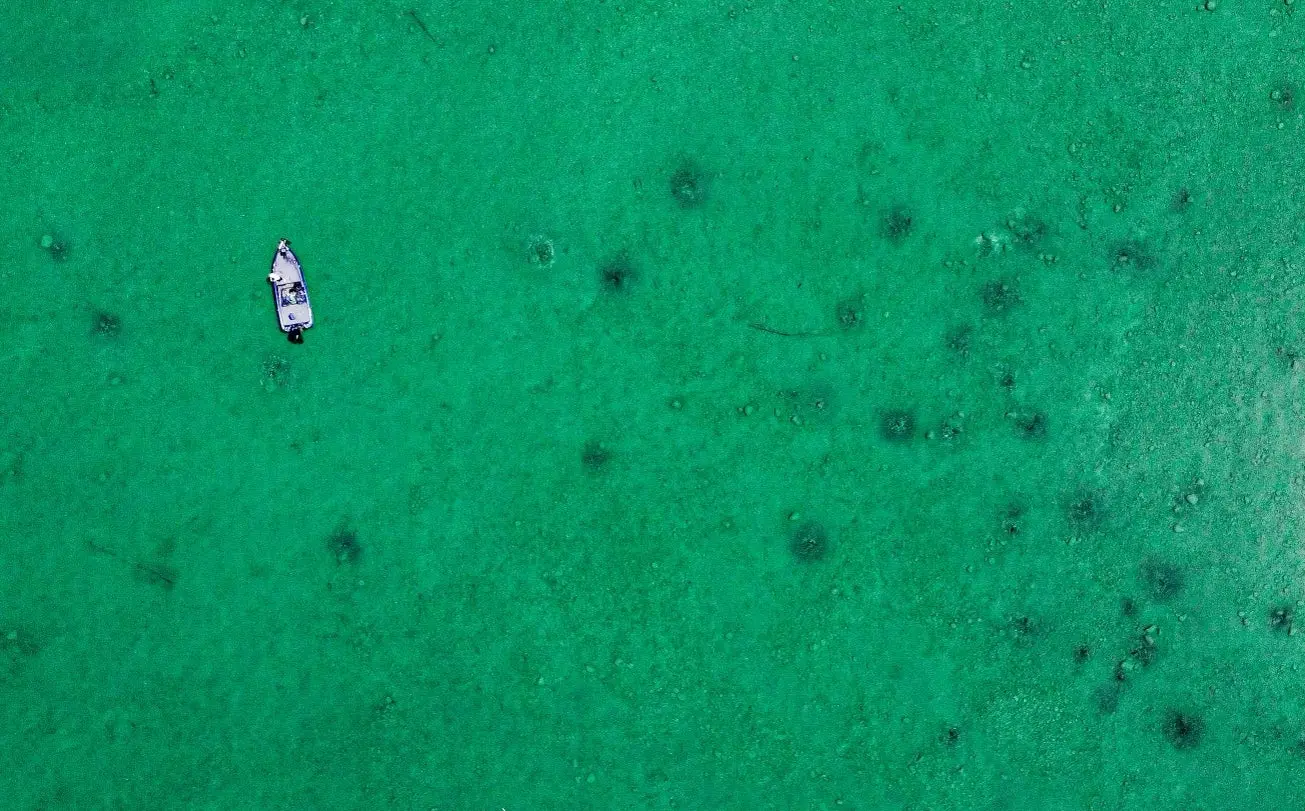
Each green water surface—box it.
[3,1,1304,808]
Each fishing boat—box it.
[267,239,314,343]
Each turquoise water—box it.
[4,1,1305,808]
